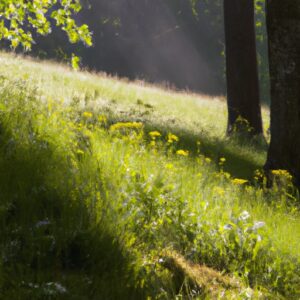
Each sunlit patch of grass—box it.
[0,52,268,179]
[0,52,299,299]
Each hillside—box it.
[0,52,299,299]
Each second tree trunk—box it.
[265,0,300,185]
[224,0,263,135]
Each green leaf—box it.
[71,54,80,71]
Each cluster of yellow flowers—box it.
[167,133,179,143]
[82,111,93,119]
[149,131,161,139]
[110,122,143,131]
[148,131,182,151]
[271,169,292,180]
[176,149,189,157]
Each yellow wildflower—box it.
[166,163,174,170]
[110,122,143,131]
[219,157,226,163]
[167,133,179,143]
[82,111,93,118]
[149,131,161,138]
[205,157,211,164]
[232,178,248,185]
[271,169,292,179]
[176,149,189,157]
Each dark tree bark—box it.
[265,1,300,184]
[224,0,263,135]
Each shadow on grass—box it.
[147,123,268,180]
[103,107,268,180]
[0,130,144,300]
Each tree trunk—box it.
[265,1,300,184]
[224,0,263,135]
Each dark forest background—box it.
[28,0,269,101]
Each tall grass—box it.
[0,53,299,299]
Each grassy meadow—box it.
[0,52,300,299]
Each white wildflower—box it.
[239,211,250,221]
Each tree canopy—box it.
[0,0,92,68]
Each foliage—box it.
[0,0,92,68]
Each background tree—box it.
[223,0,263,135]
[265,0,300,184]
[0,0,92,68]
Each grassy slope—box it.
[0,52,268,179]
[0,52,300,299]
